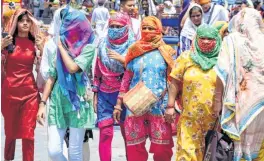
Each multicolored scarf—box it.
[190,24,221,71]
[56,5,94,111]
[107,12,132,44]
[99,12,135,73]
[125,16,176,75]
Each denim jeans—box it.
[48,126,85,161]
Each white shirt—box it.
[148,0,157,16]
[203,4,229,25]
[91,6,110,26]
[40,38,57,81]
[39,0,45,10]
[131,18,141,40]
[91,6,110,38]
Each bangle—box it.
[114,106,123,111]
[40,100,46,105]
[167,104,175,109]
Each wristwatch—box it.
[40,100,46,105]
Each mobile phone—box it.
[2,32,14,53]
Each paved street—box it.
[1,116,176,161]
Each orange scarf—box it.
[125,16,176,77]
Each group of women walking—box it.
[1,1,264,161]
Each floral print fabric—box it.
[124,50,168,115]
[119,50,174,146]
[170,51,217,161]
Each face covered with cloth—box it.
[125,16,176,74]
[190,24,222,71]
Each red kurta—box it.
[1,37,40,140]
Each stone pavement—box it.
[1,116,177,161]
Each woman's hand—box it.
[113,105,122,123]
[108,49,125,63]
[37,103,46,126]
[214,77,224,117]
[35,34,44,51]
[164,107,176,123]
[166,79,179,123]
[240,78,247,91]
[1,35,13,50]
[57,36,63,48]
[213,102,222,117]
[93,93,98,113]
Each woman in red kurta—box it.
[1,9,44,161]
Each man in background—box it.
[91,0,110,39]
[120,0,141,40]
[254,1,261,11]
[199,0,229,25]
[39,0,45,18]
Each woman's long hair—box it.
[12,12,35,45]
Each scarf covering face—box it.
[56,5,94,112]
[190,24,221,70]
[108,26,127,42]
[125,16,176,76]
[5,9,40,38]
[213,21,228,38]
[107,12,131,44]
[99,12,135,73]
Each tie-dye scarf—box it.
[56,5,94,111]
[98,12,135,73]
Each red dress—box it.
[1,37,40,140]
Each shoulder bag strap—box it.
[139,57,144,82]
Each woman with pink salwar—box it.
[92,12,135,161]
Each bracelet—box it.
[167,104,175,109]
[114,106,123,111]
[40,100,46,105]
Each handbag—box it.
[123,59,166,116]
[203,117,234,161]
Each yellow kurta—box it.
[170,52,217,161]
